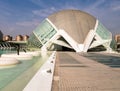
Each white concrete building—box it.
[28,10,113,52]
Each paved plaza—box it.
[52,52,120,91]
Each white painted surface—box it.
[83,30,95,52]
[1,53,33,60]
[20,51,40,56]
[59,29,81,52]
[23,51,56,91]
[0,57,19,66]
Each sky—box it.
[0,0,120,38]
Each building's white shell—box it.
[28,10,112,52]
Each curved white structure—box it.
[28,10,113,52]
[1,53,33,60]
[20,51,40,56]
[0,57,19,66]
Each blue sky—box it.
[0,0,120,37]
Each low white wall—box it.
[23,51,56,91]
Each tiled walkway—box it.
[52,52,120,91]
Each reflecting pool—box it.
[0,50,51,91]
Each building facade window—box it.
[28,19,57,48]
[96,22,112,40]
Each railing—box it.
[0,42,15,50]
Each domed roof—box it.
[48,10,96,43]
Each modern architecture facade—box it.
[28,10,113,52]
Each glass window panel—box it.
[28,33,42,48]
[33,19,57,44]
[28,19,57,48]
[96,22,111,40]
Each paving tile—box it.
[52,52,120,91]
